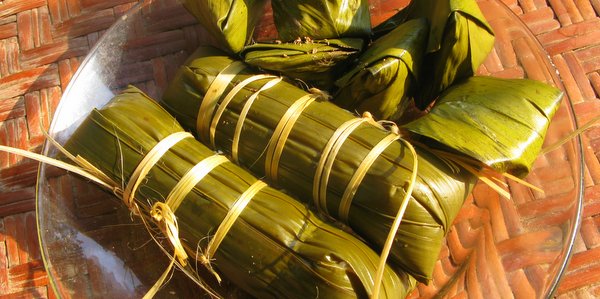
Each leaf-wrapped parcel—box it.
[63,86,416,298]
[241,38,364,89]
[402,0,495,108]
[161,47,478,282]
[402,76,564,177]
[181,0,267,53]
[333,18,428,121]
[270,0,371,41]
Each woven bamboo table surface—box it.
[0,0,599,298]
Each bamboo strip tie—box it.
[230,77,283,162]
[197,61,247,143]
[210,74,280,149]
[338,133,400,223]
[313,116,369,214]
[123,131,193,213]
[265,94,317,184]
[125,131,268,288]
[199,180,268,280]
[165,154,229,212]
[117,131,195,298]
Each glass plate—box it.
[36,0,584,298]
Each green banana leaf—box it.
[403,0,495,108]
[162,47,477,282]
[270,0,371,42]
[63,86,416,298]
[402,76,563,177]
[182,0,267,53]
[241,38,364,89]
[333,18,428,121]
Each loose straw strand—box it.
[42,129,120,187]
[371,138,418,299]
[541,114,600,154]
[136,202,219,299]
[150,202,189,266]
[0,145,115,191]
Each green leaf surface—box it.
[401,0,495,108]
[241,38,364,89]
[182,0,268,53]
[403,76,564,176]
[271,0,371,41]
[333,18,428,120]
[405,0,493,53]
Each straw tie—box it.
[198,180,267,282]
[210,74,281,149]
[313,114,370,214]
[197,61,247,144]
[310,111,416,298]
[338,132,400,223]
[115,131,193,298]
[265,94,317,183]
[123,131,192,211]
[229,77,283,163]
[164,154,229,212]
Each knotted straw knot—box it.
[197,248,222,283]
[361,111,401,135]
[150,202,189,267]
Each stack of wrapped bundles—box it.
[162,47,479,282]
[161,43,563,285]
[61,86,417,298]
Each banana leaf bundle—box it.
[241,38,364,89]
[181,0,267,53]
[270,0,371,42]
[400,0,495,108]
[161,47,478,282]
[333,18,428,121]
[62,85,416,298]
[402,76,564,177]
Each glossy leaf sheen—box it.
[271,0,371,41]
[403,76,563,177]
[333,18,428,120]
[403,0,495,108]
[182,0,267,53]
